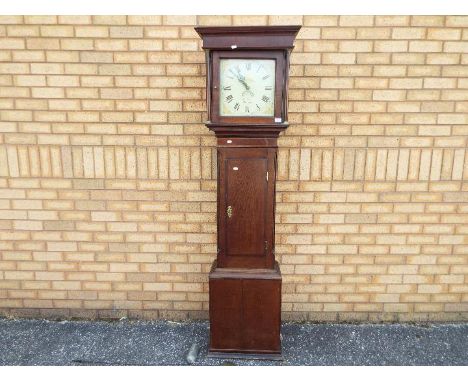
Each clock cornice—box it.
[195,25,301,50]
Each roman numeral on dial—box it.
[262,95,270,103]
[226,95,233,103]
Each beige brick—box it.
[108,26,143,38]
[375,41,408,52]
[7,25,39,36]
[446,16,468,27]
[196,15,231,26]
[304,40,338,52]
[412,16,444,27]
[339,16,374,27]
[91,16,125,25]
[411,41,444,53]
[163,40,198,51]
[127,16,162,25]
[144,26,178,39]
[356,28,390,40]
[0,16,24,24]
[231,15,267,26]
[0,38,25,49]
[444,41,468,53]
[61,39,94,50]
[376,16,410,26]
[75,26,109,38]
[322,28,356,40]
[161,15,196,25]
[427,28,462,40]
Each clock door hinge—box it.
[266,171,269,181]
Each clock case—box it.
[195,26,301,360]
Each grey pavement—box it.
[0,318,467,365]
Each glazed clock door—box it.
[218,147,276,269]
[210,50,286,125]
[219,58,276,117]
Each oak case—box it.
[195,25,301,359]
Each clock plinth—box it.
[195,25,301,359]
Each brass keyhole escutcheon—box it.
[227,205,233,218]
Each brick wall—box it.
[0,15,467,321]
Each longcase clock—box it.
[195,25,301,359]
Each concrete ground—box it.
[0,318,467,366]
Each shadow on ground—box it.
[0,318,467,365]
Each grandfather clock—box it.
[195,25,301,359]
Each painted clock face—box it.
[219,59,276,117]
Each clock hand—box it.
[239,78,251,91]
[236,75,255,96]
[229,68,252,92]
[238,78,255,97]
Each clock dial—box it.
[220,59,275,117]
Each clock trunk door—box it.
[218,147,275,269]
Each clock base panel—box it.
[208,261,282,358]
